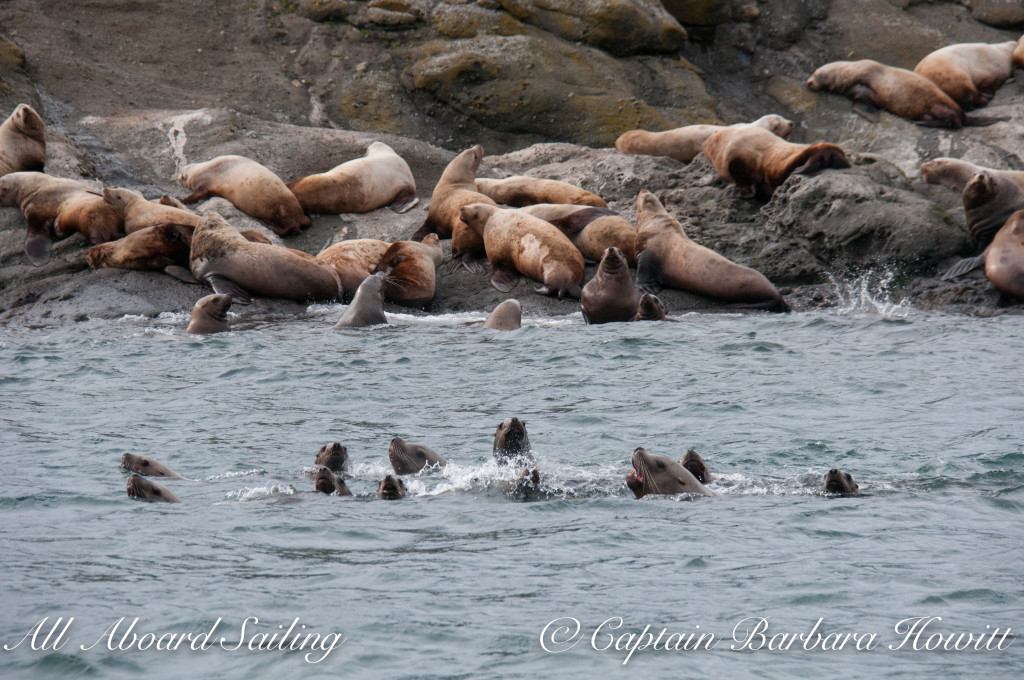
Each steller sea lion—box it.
[315,442,348,473]
[634,190,788,311]
[177,155,310,236]
[947,170,1024,279]
[919,157,988,193]
[0,172,124,266]
[287,141,418,215]
[377,474,408,500]
[984,209,1024,299]
[372,234,443,308]
[823,468,860,495]
[633,292,667,321]
[680,450,713,485]
[186,294,232,334]
[580,246,638,324]
[459,203,585,299]
[121,453,185,479]
[86,222,198,283]
[314,466,352,496]
[625,448,717,499]
[475,176,607,208]
[493,417,532,465]
[102,187,199,234]
[0,104,46,177]
[615,114,794,163]
[126,474,181,503]
[483,299,523,330]
[388,437,447,475]
[316,239,391,300]
[702,124,849,200]
[913,41,1017,110]
[334,271,388,327]
[519,203,636,266]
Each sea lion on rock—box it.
[615,114,794,163]
[913,41,1017,110]
[702,124,848,200]
[459,203,584,298]
[680,450,713,485]
[0,172,124,266]
[0,104,46,176]
[190,212,341,304]
[493,417,532,465]
[121,453,185,479]
[377,474,408,500]
[372,234,443,308]
[634,293,666,321]
[985,210,1024,299]
[287,141,418,215]
[102,187,200,234]
[316,239,391,299]
[943,169,1024,279]
[177,155,310,236]
[334,272,388,327]
[519,203,636,266]
[823,468,860,495]
[86,222,198,282]
[126,474,181,503]
[483,299,523,330]
[186,294,232,334]
[475,176,607,208]
[626,448,717,498]
[919,157,987,193]
[388,437,447,475]
[634,190,788,311]
[581,247,638,324]
[315,442,348,473]
[314,466,352,496]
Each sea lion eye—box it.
[656,461,664,469]
[141,460,149,466]
[418,452,425,458]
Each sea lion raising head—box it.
[625,447,717,499]
[388,437,447,475]
[126,474,181,503]
[823,468,860,495]
[0,104,46,176]
[377,474,408,500]
[121,453,185,479]
[493,417,532,465]
[186,294,233,334]
[334,272,388,328]
[315,442,349,473]
[314,466,353,496]
[634,293,667,321]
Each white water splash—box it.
[223,483,296,502]
[827,269,910,318]
[206,468,267,481]
[162,109,212,176]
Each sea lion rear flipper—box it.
[940,252,988,280]
[963,115,1006,128]
[846,84,881,123]
[408,220,434,242]
[163,265,200,284]
[491,266,519,293]
[547,207,618,235]
[24,219,54,266]
[388,189,419,214]
[206,275,251,304]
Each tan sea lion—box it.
[625,448,717,498]
[913,42,1017,110]
[126,474,181,503]
[633,293,667,321]
[334,272,388,327]
[121,453,185,479]
[680,450,713,485]
[459,203,585,298]
[483,299,523,330]
[0,172,124,266]
[0,104,46,176]
[984,210,1024,299]
[315,442,349,473]
[388,437,447,475]
[86,222,198,282]
[314,466,352,496]
[102,187,200,234]
[580,246,638,324]
[634,190,788,311]
[493,417,532,465]
[702,124,849,199]
[189,212,341,304]
[519,203,636,266]
[823,468,860,495]
[372,234,443,308]
[377,474,408,500]
[938,169,1024,279]
[177,155,310,236]
[186,294,232,334]
[287,141,418,215]
[919,157,987,192]
[475,176,607,208]
[159,194,189,210]
[316,239,391,300]
[615,114,794,163]
[1015,35,1024,69]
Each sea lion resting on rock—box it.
[126,474,181,503]
[335,272,388,328]
[0,104,46,177]
[913,41,1017,110]
[377,475,408,500]
[475,176,607,208]
[178,155,310,236]
[985,209,1024,299]
[186,294,232,334]
[581,246,638,325]
[823,468,860,495]
[483,299,522,330]
[102,187,200,234]
[315,442,348,473]
[702,123,849,200]
[316,239,391,300]
[615,114,794,163]
[0,171,124,266]
[287,141,418,215]
[389,437,447,475]
[634,293,666,321]
[314,466,352,496]
[519,203,636,266]
[626,448,717,498]
[121,453,185,479]
[919,157,989,193]
[372,234,443,308]
[634,190,788,311]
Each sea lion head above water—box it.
[493,417,532,465]
[625,447,717,499]
[315,442,348,473]
[314,466,352,496]
[120,453,185,479]
[634,293,667,321]
[126,474,181,503]
[186,294,232,334]
[823,468,860,495]
[388,437,447,475]
[377,474,408,500]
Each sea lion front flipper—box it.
[491,266,519,293]
[163,265,200,284]
[180,189,211,204]
[940,252,988,280]
[24,217,54,266]
[159,195,189,210]
[846,84,882,123]
[388,189,419,214]
[634,250,663,295]
[205,275,251,304]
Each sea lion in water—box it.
[316,239,391,300]
[680,450,713,485]
[315,442,348,473]
[519,203,636,266]
[314,466,352,496]
[372,234,443,308]
[493,417,532,465]
[805,59,1002,128]
[984,210,1024,299]
[190,212,341,304]
[913,41,1017,110]
[186,294,232,334]
[459,203,584,298]
[121,453,185,479]
[823,468,860,495]
[702,124,849,199]
[86,222,198,283]
[388,437,447,475]
[483,299,522,330]
[126,474,181,503]
[634,293,666,321]
[177,155,310,236]
[334,272,388,327]
[634,190,788,311]
[0,104,46,176]
[625,448,717,498]
[615,114,794,163]
[287,141,418,215]
[581,246,638,325]
[377,474,408,500]
[102,187,200,234]
[475,176,607,208]
[0,172,124,266]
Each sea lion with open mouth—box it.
[625,447,717,498]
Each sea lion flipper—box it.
[24,219,54,266]
[940,253,988,280]
[180,189,211,204]
[159,194,189,210]
[206,275,251,304]
[439,257,462,276]
[634,250,663,295]
[491,266,519,293]
[461,253,486,275]
[962,115,1006,128]
[388,190,419,214]
[163,265,200,284]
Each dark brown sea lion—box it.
[372,234,443,308]
[944,170,1024,279]
[377,474,408,500]
[186,294,232,334]
[0,172,124,266]
[913,41,1017,110]
[615,114,794,163]
[316,239,391,300]
[581,246,638,325]
[823,468,860,495]
[190,212,341,304]
[177,155,310,236]
[126,474,181,503]
[334,272,388,327]
[483,299,523,330]
[86,222,198,283]
[475,176,607,208]
[102,187,200,234]
[388,437,447,475]
[702,124,849,200]
[680,450,713,485]
[315,442,348,473]
[633,293,666,321]
[634,190,788,311]
[314,466,352,496]
[985,210,1024,299]
[0,104,46,176]
[493,417,532,465]
[287,141,418,215]
[625,448,717,499]
[519,203,636,266]
[121,453,185,479]
[459,203,585,298]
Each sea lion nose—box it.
[828,468,838,475]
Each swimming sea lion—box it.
[177,155,310,236]
[121,453,185,479]
[0,172,124,266]
[86,222,198,282]
[913,41,1017,110]
[388,437,447,475]
[633,293,667,321]
[615,114,794,163]
[190,212,341,304]
[581,246,638,324]
[0,104,46,176]
[823,468,860,495]
[680,449,713,485]
[102,187,199,234]
[625,448,717,498]
[377,474,408,500]
[459,203,585,298]
[315,442,348,473]
[483,299,523,330]
[126,474,181,503]
[493,417,532,465]
[372,234,443,308]
[702,124,849,199]
[475,176,607,208]
[334,271,388,327]
[984,209,1024,299]
[314,466,353,496]
[634,190,788,311]
[316,239,391,300]
[287,141,418,215]
[186,293,232,334]
[519,203,636,266]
